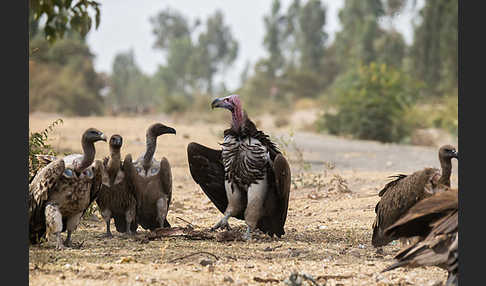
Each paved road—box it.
[277,131,459,176]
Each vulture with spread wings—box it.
[187,94,291,240]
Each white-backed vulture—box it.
[29,128,106,249]
[123,123,176,230]
[96,134,138,237]
[372,145,458,247]
[187,94,291,240]
[382,186,458,286]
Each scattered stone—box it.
[223,276,234,283]
[200,259,213,266]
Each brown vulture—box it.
[96,134,138,237]
[123,123,176,230]
[187,94,291,240]
[372,145,458,247]
[28,128,106,249]
[382,186,458,286]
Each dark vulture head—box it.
[439,144,458,160]
[109,134,123,149]
[147,123,177,138]
[211,94,244,129]
[83,128,107,144]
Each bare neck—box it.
[76,140,95,172]
[108,147,121,172]
[439,155,452,187]
[142,134,157,171]
[231,107,245,131]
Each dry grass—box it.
[29,113,450,286]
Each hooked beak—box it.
[452,150,458,159]
[100,133,107,142]
[211,97,232,110]
[165,126,177,135]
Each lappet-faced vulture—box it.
[123,123,176,230]
[187,94,291,240]
[29,128,106,249]
[372,145,458,247]
[96,134,138,237]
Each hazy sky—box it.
[86,0,423,91]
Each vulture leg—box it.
[45,204,64,250]
[156,197,169,229]
[211,181,244,231]
[125,207,136,235]
[101,209,113,238]
[243,176,268,241]
[64,212,83,247]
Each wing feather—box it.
[187,142,230,216]
[29,158,65,243]
[159,157,173,227]
[258,154,291,237]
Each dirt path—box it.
[29,114,458,286]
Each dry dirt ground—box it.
[29,112,458,286]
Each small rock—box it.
[245,264,255,269]
[59,275,66,280]
[135,275,142,281]
[223,276,234,283]
[150,278,157,284]
[358,244,365,249]
[200,259,213,266]
[318,225,328,230]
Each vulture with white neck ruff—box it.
[187,94,291,240]
[29,128,106,249]
[123,123,176,230]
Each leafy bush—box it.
[29,119,63,182]
[321,62,422,143]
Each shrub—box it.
[29,119,63,182]
[321,62,422,143]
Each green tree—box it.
[108,50,157,113]
[263,0,287,78]
[410,0,457,96]
[29,34,105,116]
[298,0,328,73]
[195,10,239,93]
[334,0,384,70]
[29,0,101,43]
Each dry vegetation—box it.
[29,112,457,286]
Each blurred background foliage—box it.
[29,0,458,144]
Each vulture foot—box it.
[101,232,113,239]
[242,227,253,242]
[211,215,232,231]
[54,233,65,250]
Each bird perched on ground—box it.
[123,123,176,230]
[29,128,106,249]
[96,134,138,237]
[187,94,291,240]
[382,184,458,286]
[372,145,458,247]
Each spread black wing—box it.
[187,142,232,217]
[187,142,291,237]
